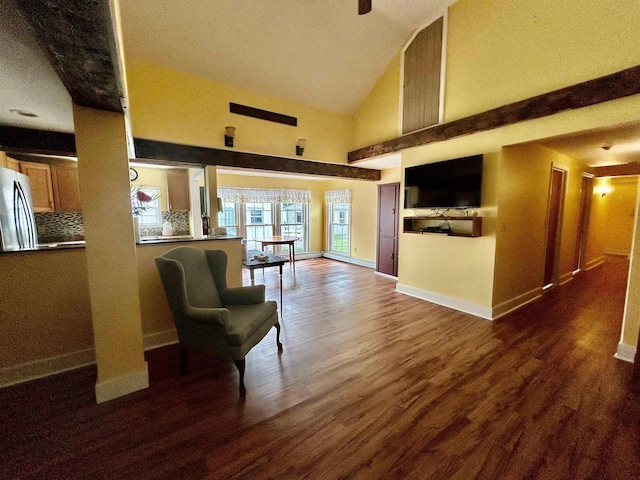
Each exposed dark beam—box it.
[134,138,380,181]
[230,103,297,126]
[349,65,640,162]
[592,162,640,177]
[0,126,76,156]
[0,126,380,181]
[16,0,123,113]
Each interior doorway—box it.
[543,167,567,288]
[377,183,400,277]
[573,174,594,273]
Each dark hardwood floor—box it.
[1,256,639,479]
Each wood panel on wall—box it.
[402,17,443,134]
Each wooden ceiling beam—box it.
[0,127,380,181]
[349,65,640,162]
[592,162,640,177]
[16,0,123,113]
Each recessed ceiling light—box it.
[9,109,38,118]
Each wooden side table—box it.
[255,236,299,273]
[242,250,288,309]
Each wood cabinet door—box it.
[6,156,20,172]
[19,161,55,212]
[52,164,82,212]
[167,172,190,211]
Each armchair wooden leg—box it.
[275,322,283,351]
[233,359,247,396]
[179,348,188,376]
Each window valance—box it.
[324,189,351,204]
[218,187,311,204]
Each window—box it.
[217,188,311,253]
[134,186,161,227]
[328,203,350,255]
[325,189,351,256]
[217,200,238,236]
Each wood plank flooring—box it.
[1,256,639,479]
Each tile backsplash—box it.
[35,211,191,242]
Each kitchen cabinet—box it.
[166,171,190,211]
[19,161,55,212]
[0,152,20,172]
[51,164,81,212]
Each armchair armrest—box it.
[220,285,266,305]
[184,305,230,332]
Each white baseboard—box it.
[0,347,96,389]
[395,283,493,320]
[322,251,376,269]
[296,251,322,260]
[143,329,178,350]
[559,272,574,286]
[585,256,605,271]
[375,271,398,281]
[614,342,636,363]
[95,364,149,404]
[605,250,631,257]
[1,329,179,390]
[491,288,543,320]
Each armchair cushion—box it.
[185,305,230,331]
[220,285,266,305]
[225,301,278,346]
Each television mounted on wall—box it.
[404,155,483,209]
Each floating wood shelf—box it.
[403,216,482,238]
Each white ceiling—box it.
[1,0,640,171]
[118,0,454,115]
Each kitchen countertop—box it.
[1,235,243,254]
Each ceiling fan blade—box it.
[358,0,372,15]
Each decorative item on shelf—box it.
[253,252,269,261]
[202,212,210,236]
[130,185,159,216]
[131,185,159,242]
[224,126,236,147]
[162,221,174,236]
[296,138,307,156]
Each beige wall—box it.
[585,177,610,269]
[126,61,353,165]
[0,238,242,385]
[602,177,638,256]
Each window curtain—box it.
[324,189,351,204]
[218,187,311,204]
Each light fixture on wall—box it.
[600,185,613,197]
[224,126,236,147]
[296,138,307,156]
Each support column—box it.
[73,104,148,403]
[205,165,219,229]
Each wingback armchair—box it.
[155,246,282,395]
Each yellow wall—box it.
[445,0,640,122]
[352,55,401,150]
[0,250,93,370]
[493,144,586,307]
[323,167,401,263]
[622,184,640,347]
[126,61,353,164]
[585,178,610,269]
[603,177,638,256]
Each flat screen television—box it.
[404,155,483,209]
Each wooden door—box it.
[19,161,55,212]
[573,175,593,272]
[377,183,400,276]
[543,168,565,287]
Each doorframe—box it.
[543,166,568,289]
[573,173,595,274]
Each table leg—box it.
[249,269,255,286]
[279,264,283,313]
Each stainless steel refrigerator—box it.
[0,166,37,251]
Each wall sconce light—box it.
[224,126,236,147]
[296,138,307,156]
[217,197,223,212]
[600,185,613,197]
